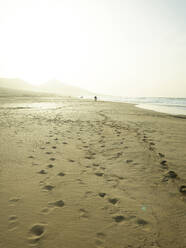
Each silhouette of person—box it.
[94,96,97,101]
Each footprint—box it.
[69,159,75,163]
[28,224,45,244]
[43,185,55,191]
[95,232,106,247]
[38,170,47,174]
[47,164,54,168]
[8,215,19,230]
[179,185,186,194]
[98,193,106,198]
[9,215,18,221]
[52,146,57,149]
[93,163,99,167]
[160,160,168,169]
[41,207,50,214]
[162,170,178,182]
[85,156,92,160]
[136,218,148,225]
[58,172,65,176]
[108,198,119,205]
[159,152,165,158]
[79,209,89,219]
[28,156,34,159]
[96,232,106,238]
[46,152,52,155]
[48,200,65,208]
[126,160,133,163]
[9,197,21,203]
[95,172,104,177]
[113,215,125,223]
[50,158,55,161]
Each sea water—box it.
[98,96,186,116]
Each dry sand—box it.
[0,96,186,248]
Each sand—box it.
[0,96,186,248]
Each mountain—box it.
[0,87,56,97]
[0,78,36,91]
[39,80,94,96]
[0,78,95,96]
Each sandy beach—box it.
[0,96,186,248]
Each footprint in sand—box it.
[50,158,56,161]
[95,172,104,177]
[98,193,106,198]
[108,198,119,205]
[47,164,54,168]
[28,224,46,244]
[38,170,47,174]
[126,160,133,163]
[93,163,99,167]
[85,156,93,160]
[8,215,19,230]
[43,185,55,191]
[41,207,50,214]
[79,209,89,219]
[69,159,75,163]
[58,172,65,176]
[159,152,165,158]
[48,200,65,208]
[162,170,178,182]
[9,197,21,204]
[95,232,106,247]
[52,146,57,149]
[160,160,168,169]
[28,155,34,159]
[96,232,106,238]
[113,215,125,223]
[136,218,148,225]
[46,152,52,155]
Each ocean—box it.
[98,96,186,116]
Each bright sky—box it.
[0,0,186,97]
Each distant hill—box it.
[0,78,94,97]
[0,78,35,91]
[39,80,94,96]
[0,87,57,97]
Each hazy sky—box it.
[0,0,186,97]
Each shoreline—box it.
[0,96,186,248]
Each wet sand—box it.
[0,96,186,248]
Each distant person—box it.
[94,96,97,101]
